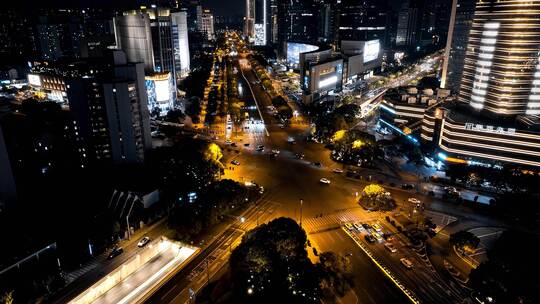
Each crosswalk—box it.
[302,209,377,234]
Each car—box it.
[332,168,344,173]
[137,237,151,248]
[256,145,264,152]
[401,183,414,190]
[319,178,331,184]
[271,149,280,154]
[344,223,354,230]
[107,247,124,260]
[294,153,305,159]
[364,234,377,243]
[372,223,383,232]
[371,231,383,242]
[231,160,240,165]
[353,223,362,231]
[408,197,421,205]
[362,223,371,230]
[384,243,397,253]
[312,162,322,167]
[400,258,413,269]
[244,143,250,147]
[225,139,232,145]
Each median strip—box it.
[341,227,421,304]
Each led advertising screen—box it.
[154,79,170,102]
[28,74,42,87]
[364,40,380,63]
[286,42,318,65]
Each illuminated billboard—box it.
[146,72,173,114]
[28,74,42,87]
[364,40,380,63]
[286,42,318,66]
[154,79,170,102]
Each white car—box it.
[400,258,413,269]
[271,149,280,154]
[225,139,232,145]
[385,243,397,253]
[319,178,331,184]
[332,168,344,173]
[137,237,151,248]
[408,198,421,205]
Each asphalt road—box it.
[309,228,410,304]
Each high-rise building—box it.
[337,0,389,48]
[171,10,191,78]
[245,0,269,45]
[440,0,476,92]
[245,0,255,40]
[318,0,338,45]
[27,50,152,164]
[199,8,215,40]
[114,13,155,72]
[277,0,318,50]
[35,12,85,61]
[115,8,178,111]
[421,0,540,168]
[396,0,450,50]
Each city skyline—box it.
[1,1,540,304]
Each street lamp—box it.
[299,199,303,227]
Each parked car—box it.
[332,168,344,173]
[137,237,151,248]
[231,160,240,165]
[364,234,377,243]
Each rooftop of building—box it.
[442,102,540,132]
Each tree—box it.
[359,184,396,211]
[317,252,354,299]
[449,230,480,253]
[230,217,320,303]
[468,231,540,304]
[1,291,14,304]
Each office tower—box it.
[396,0,450,49]
[277,0,318,48]
[441,0,476,91]
[114,13,155,72]
[199,8,215,40]
[0,10,38,62]
[421,0,540,168]
[171,10,191,78]
[459,1,540,115]
[245,0,255,40]
[245,0,269,45]
[254,0,268,45]
[269,0,279,44]
[34,12,85,61]
[318,0,338,44]
[337,0,389,47]
[27,50,152,164]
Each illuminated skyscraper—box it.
[245,0,255,40]
[458,0,540,116]
[421,0,540,168]
[171,10,190,78]
[114,13,155,72]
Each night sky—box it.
[203,0,244,16]
[10,0,244,15]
